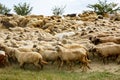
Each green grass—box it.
[0,65,120,80]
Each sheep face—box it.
[55,46,61,53]
[89,37,100,45]
[0,43,5,50]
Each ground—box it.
[0,59,120,80]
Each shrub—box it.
[87,0,120,15]
[52,5,66,16]
[14,2,33,16]
[0,3,11,14]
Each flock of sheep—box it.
[0,11,120,72]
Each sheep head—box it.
[8,48,16,58]
[55,45,63,53]
[0,43,6,51]
[89,36,100,45]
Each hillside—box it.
[0,12,120,80]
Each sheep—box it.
[26,18,45,28]
[0,43,18,64]
[38,41,57,50]
[39,49,59,64]
[92,44,120,64]
[56,45,91,71]
[54,31,75,40]
[89,36,120,45]
[88,42,116,57]
[32,44,59,64]
[58,42,85,49]
[57,42,89,57]
[66,14,76,17]
[0,43,13,55]
[12,48,48,70]
[109,12,120,21]
[17,47,33,52]
[9,27,24,32]
[0,50,9,67]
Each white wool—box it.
[55,31,75,40]
[75,21,84,25]
[0,50,5,56]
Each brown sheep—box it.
[56,45,91,71]
[92,44,120,64]
[40,49,59,64]
[0,43,13,56]
[58,42,90,59]
[58,43,85,49]
[89,36,120,45]
[0,51,9,67]
[33,45,59,64]
[89,42,116,57]
[12,48,48,70]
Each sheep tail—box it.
[40,59,48,65]
[85,56,91,63]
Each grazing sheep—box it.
[92,44,120,64]
[56,45,91,71]
[12,48,48,70]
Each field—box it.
[0,60,120,80]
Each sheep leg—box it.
[60,60,64,68]
[20,62,25,69]
[70,61,74,70]
[41,64,43,70]
[81,63,85,72]
[87,64,91,69]
[117,55,120,64]
[68,61,74,70]
[39,63,43,70]
[81,57,88,72]
[106,56,109,64]
[59,60,64,70]
[66,60,72,70]
[57,58,61,69]
[34,62,41,70]
[103,57,106,64]
[91,52,95,59]
[50,60,56,65]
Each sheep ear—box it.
[89,37,92,40]
[92,48,96,52]
[95,38,100,44]
[33,44,37,48]
[57,41,61,45]
[12,49,16,54]
[55,46,59,51]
